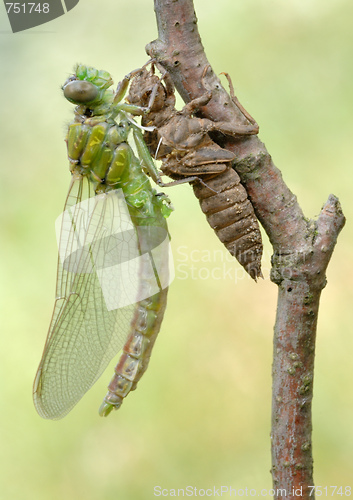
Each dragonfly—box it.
[33,64,173,420]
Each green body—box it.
[33,65,172,419]
[66,66,170,224]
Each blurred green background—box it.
[0,0,352,498]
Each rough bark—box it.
[147,1,346,498]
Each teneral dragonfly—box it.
[33,65,173,419]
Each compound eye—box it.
[63,80,99,104]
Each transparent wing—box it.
[33,176,147,420]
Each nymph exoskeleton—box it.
[127,63,263,280]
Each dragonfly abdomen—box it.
[99,289,168,416]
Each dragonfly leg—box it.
[199,65,259,136]
[220,71,258,128]
[113,60,154,105]
[133,127,163,184]
[155,175,219,194]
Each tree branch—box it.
[147,0,346,497]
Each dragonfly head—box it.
[62,65,114,110]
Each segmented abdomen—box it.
[193,167,262,280]
[99,288,168,416]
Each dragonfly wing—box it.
[33,177,140,419]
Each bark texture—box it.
[147,1,346,497]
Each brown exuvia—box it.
[127,63,263,280]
